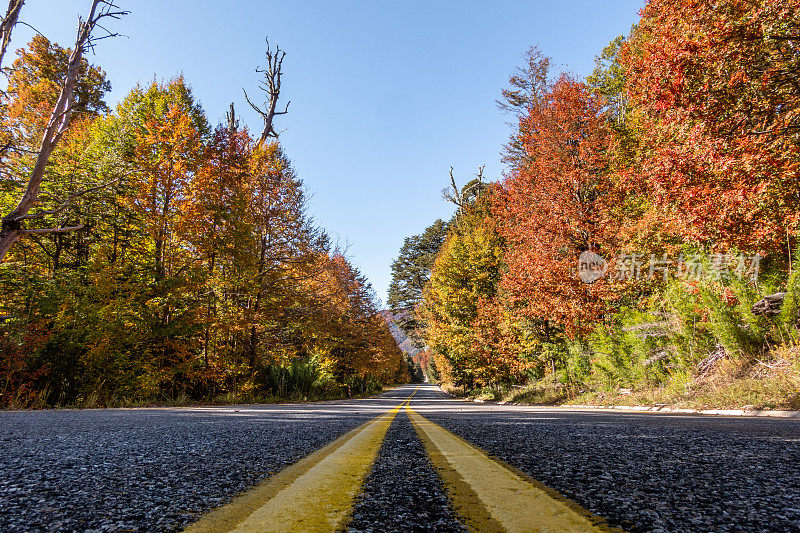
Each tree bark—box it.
[0,0,24,71]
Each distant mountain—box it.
[379,310,421,357]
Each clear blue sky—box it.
[10,0,643,304]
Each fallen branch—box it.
[698,345,726,374]
[756,359,790,370]
[752,292,786,316]
[643,350,670,367]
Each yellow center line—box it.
[406,405,616,533]
[185,391,416,532]
[402,386,418,405]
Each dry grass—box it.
[494,346,800,411]
[440,384,467,397]
[566,346,800,410]
[502,383,572,405]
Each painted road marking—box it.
[406,405,611,533]
[185,391,417,533]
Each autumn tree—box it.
[493,75,617,336]
[127,80,208,281]
[3,34,110,138]
[420,196,505,389]
[239,143,317,368]
[178,110,252,367]
[0,0,126,262]
[620,0,800,255]
[0,25,410,406]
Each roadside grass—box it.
[503,382,572,405]
[565,345,800,410]
[440,384,466,397]
[566,376,800,411]
[528,346,800,410]
[447,346,800,411]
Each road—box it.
[1,384,799,532]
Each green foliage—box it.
[778,248,800,341]
[403,353,424,383]
[586,34,627,105]
[255,358,321,398]
[701,283,762,360]
[580,251,784,392]
[562,341,592,386]
[387,219,449,344]
[588,309,671,389]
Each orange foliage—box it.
[494,76,618,336]
[620,0,800,254]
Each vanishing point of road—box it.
[1,385,799,532]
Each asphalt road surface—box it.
[1,384,798,532]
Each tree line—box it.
[0,1,408,407]
[391,0,800,405]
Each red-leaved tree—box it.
[494,75,617,336]
[620,0,800,254]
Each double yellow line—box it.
[186,391,416,532]
[186,387,611,532]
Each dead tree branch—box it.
[226,102,239,134]
[0,1,25,160]
[442,165,486,208]
[0,0,24,73]
[442,166,464,208]
[0,0,126,262]
[244,37,290,148]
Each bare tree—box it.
[0,0,24,72]
[225,102,239,134]
[0,1,25,158]
[244,38,289,148]
[0,0,126,262]
[442,165,486,209]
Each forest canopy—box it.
[0,4,408,407]
[390,0,800,408]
